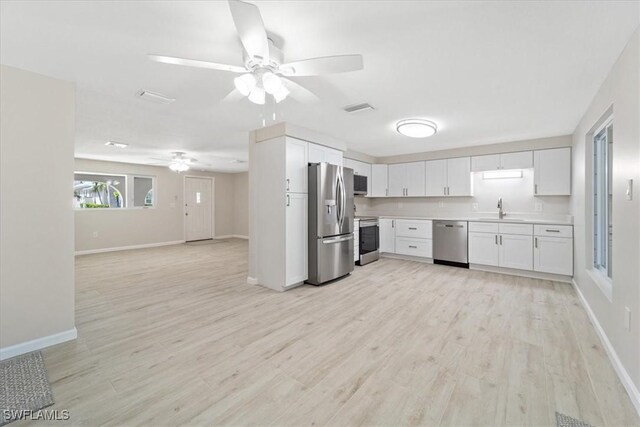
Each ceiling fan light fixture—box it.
[396,119,438,138]
[234,73,257,96]
[273,86,290,103]
[169,162,190,172]
[248,87,266,105]
[262,72,282,94]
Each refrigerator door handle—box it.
[323,235,353,244]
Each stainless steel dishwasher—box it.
[433,220,469,267]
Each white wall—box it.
[571,28,640,394]
[1,65,76,352]
[74,159,247,252]
[233,172,249,237]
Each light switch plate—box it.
[625,307,631,331]
[438,201,444,208]
[535,202,543,212]
[471,203,479,212]
[626,179,633,201]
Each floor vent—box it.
[343,103,374,113]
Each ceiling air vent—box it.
[135,90,175,104]
[343,103,374,114]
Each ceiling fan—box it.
[148,152,203,172]
[148,0,363,105]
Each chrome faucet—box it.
[497,197,506,219]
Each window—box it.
[74,172,156,209]
[133,176,154,207]
[74,173,126,209]
[593,120,613,279]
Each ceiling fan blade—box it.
[228,0,269,62]
[148,54,246,73]
[282,78,320,103]
[279,54,363,77]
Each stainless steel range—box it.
[357,217,379,265]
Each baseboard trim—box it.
[572,279,640,416]
[1,328,78,361]
[470,264,572,283]
[246,276,258,285]
[215,235,249,240]
[380,253,434,264]
[75,240,185,255]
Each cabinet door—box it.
[343,158,357,173]
[499,234,533,270]
[534,236,573,275]
[425,159,447,196]
[471,154,501,172]
[534,147,571,195]
[325,148,343,166]
[500,151,532,170]
[307,142,325,164]
[371,164,388,197]
[447,157,472,196]
[469,232,499,266]
[387,164,406,197]
[379,218,396,253]
[285,138,308,193]
[405,162,426,196]
[285,193,308,286]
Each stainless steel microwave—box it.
[353,174,368,195]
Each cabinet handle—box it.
[534,184,538,194]
[408,227,417,230]
[385,188,388,196]
[545,229,560,233]
[499,235,502,245]
[534,237,538,248]
[286,194,290,207]
[447,186,450,195]
[443,187,446,195]
[409,245,417,249]
[495,235,498,245]
[392,220,395,228]
[286,178,290,191]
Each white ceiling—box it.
[1,1,638,172]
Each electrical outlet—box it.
[535,202,543,212]
[472,203,479,212]
[438,201,444,208]
[92,231,98,238]
[625,307,631,331]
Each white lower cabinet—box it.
[499,234,533,270]
[469,231,499,266]
[379,219,396,253]
[395,237,432,258]
[285,193,308,287]
[534,235,573,275]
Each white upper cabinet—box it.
[371,164,388,197]
[500,151,533,170]
[425,159,447,196]
[534,147,571,196]
[425,157,471,196]
[471,154,501,172]
[446,157,472,196]
[388,162,425,196]
[308,142,343,166]
[285,137,308,194]
[471,151,532,172]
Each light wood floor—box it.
[24,239,639,426]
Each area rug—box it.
[556,412,595,427]
[0,351,54,426]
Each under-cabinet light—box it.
[483,170,523,179]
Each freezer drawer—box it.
[307,234,354,285]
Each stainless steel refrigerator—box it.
[307,163,354,285]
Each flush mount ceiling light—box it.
[105,141,128,148]
[396,119,437,138]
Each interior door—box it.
[185,177,213,241]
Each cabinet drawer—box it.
[395,237,432,258]
[499,223,533,236]
[468,222,499,233]
[395,220,432,239]
[534,225,573,238]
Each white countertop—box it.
[356,214,573,225]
